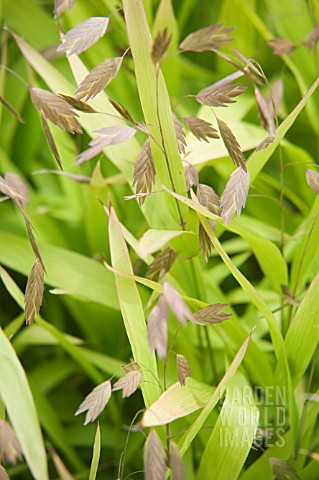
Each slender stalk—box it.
[204,328,217,383]
[0,32,8,122]
[279,144,285,252]
[287,211,319,326]
[278,143,288,336]
[294,343,319,460]
[0,64,29,88]
[163,326,182,451]
[189,257,217,381]
[119,409,146,479]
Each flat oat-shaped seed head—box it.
[180,23,236,52]
[221,166,250,224]
[75,380,112,425]
[30,87,82,134]
[133,139,156,206]
[24,258,45,326]
[57,17,109,56]
[147,295,168,358]
[112,370,143,398]
[75,57,123,101]
[144,430,167,480]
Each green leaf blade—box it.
[285,271,319,383]
[108,206,158,407]
[0,328,49,480]
[197,373,259,480]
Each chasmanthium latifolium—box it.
[1,1,318,478]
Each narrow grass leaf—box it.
[24,258,45,326]
[197,374,259,480]
[0,231,117,309]
[75,381,111,426]
[285,271,319,383]
[50,448,74,480]
[112,370,143,398]
[144,430,167,480]
[89,424,101,480]
[75,57,123,101]
[221,167,250,224]
[180,24,236,52]
[105,261,204,310]
[0,328,49,479]
[108,205,158,406]
[141,378,213,427]
[137,229,193,256]
[57,17,109,56]
[0,266,26,311]
[241,398,319,479]
[176,354,190,386]
[217,118,247,171]
[184,116,219,142]
[179,333,252,457]
[123,0,187,224]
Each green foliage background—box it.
[0,0,319,478]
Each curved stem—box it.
[0,64,29,88]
